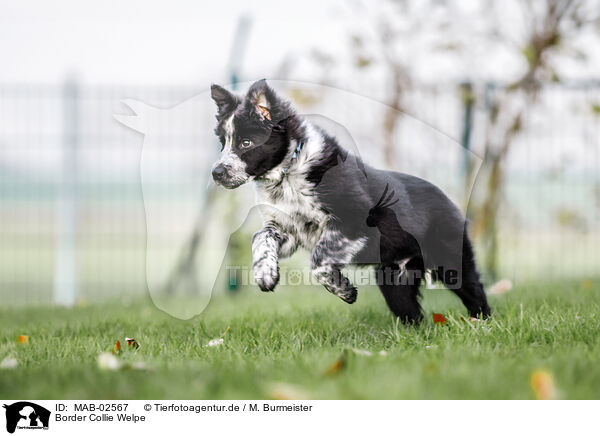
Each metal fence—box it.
[0,79,598,305]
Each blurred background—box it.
[0,0,599,307]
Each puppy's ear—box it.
[210,84,239,116]
[246,79,275,121]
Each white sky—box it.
[1,0,597,86]
[0,0,350,85]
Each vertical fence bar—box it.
[459,81,474,206]
[54,76,79,305]
[226,14,252,292]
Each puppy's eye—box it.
[240,139,253,149]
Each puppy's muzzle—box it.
[211,163,246,189]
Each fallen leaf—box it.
[130,361,150,371]
[121,361,150,371]
[488,279,513,295]
[125,337,140,350]
[205,327,230,347]
[433,313,447,324]
[324,355,346,376]
[0,357,17,369]
[112,340,121,355]
[17,335,28,344]
[267,383,311,400]
[460,317,483,323]
[530,370,557,400]
[207,338,224,347]
[349,348,372,356]
[98,352,121,370]
[347,348,388,357]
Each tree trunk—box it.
[479,153,504,281]
[382,65,405,168]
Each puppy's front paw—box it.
[253,260,279,292]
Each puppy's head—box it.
[210,80,297,188]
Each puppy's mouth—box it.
[215,178,247,189]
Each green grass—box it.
[1,281,599,399]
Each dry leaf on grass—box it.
[267,383,311,400]
[349,348,373,356]
[98,352,121,370]
[98,353,149,371]
[530,370,558,400]
[488,279,513,295]
[206,326,230,347]
[432,313,447,324]
[207,338,224,347]
[460,317,483,323]
[0,357,17,369]
[348,348,388,357]
[129,361,151,371]
[324,355,346,376]
[125,337,140,350]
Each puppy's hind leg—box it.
[376,258,424,324]
[443,232,491,319]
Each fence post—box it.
[459,81,474,206]
[228,13,252,91]
[54,76,79,306]
[226,14,252,293]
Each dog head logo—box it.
[3,402,50,433]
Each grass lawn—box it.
[0,281,599,399]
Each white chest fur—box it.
[255,174,328,250]
[253,121,332,249]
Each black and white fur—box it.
[210,79,491,323]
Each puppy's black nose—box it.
[212,165,227,182]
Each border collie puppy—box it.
[210,79,490,323]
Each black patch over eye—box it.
[240,139,253,149]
